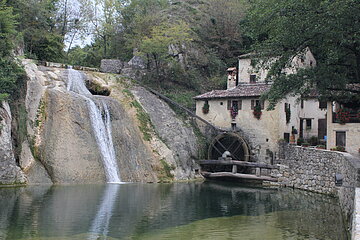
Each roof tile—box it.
[194,83,272,100]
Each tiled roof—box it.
[194,83,272,100]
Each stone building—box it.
[194,49,328,163]
[326,86,360,155]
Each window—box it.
[228,100,242,110]
[284,133,290,143]
[220,102,223,105]
[251,99,264,110]
[306,119,312,129]
[336,131,346,147]
[250,74,256,83]
[319,101,327,109]
[284,103,290,111]
[301,99,304,109]
[232,100,238,110]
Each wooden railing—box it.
[199,159,279,182]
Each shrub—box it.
[297,138,304,146]
[308,136,318,146]
[301,142,310,147]
[253,104,262,120]
[0,58,25,102]
[331,146,346,152]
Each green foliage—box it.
[131,99,153,141]
[0,58,25,102]
[26,32,64,61]
[158,158,175,182]
[138,21,193,80]
[308,136,319,146]
[246,0,360,107]
[9,0,64,61]
[13,103,28,156]
[122,89,134,98]
[331,145,346,152]
[0,0,17,57]
[35,99,46,128]
[190,120,208,159]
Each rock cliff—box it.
[0,102,26,184]
[0,60,200,184]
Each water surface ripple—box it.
[0,182,348,239]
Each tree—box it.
[56,0,88,53]
[9,0,64,61]
[138,21,193,81]
[245,0,360,108]
[0,0,17,57]
[197,0,249,65]
[79,0,126,58]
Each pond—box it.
[0,181,348,240]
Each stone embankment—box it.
[275,144,360,237]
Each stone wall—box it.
[352,188,360,239]
[326,102,360,155]
[277,144,360,232]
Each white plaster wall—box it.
[238,58,268,83]
[238,49,316,84]
[299,99,327,140]
[196,98,281,163]
[327,102,360,155]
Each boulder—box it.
[100,59,124,74]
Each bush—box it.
[297,138,304,146]
[301,142,310,147]
[330,146,346,152]
[0,58,25,102]
[308,136,319,146]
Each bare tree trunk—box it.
[66,31,77,56]
[61,0,68,37]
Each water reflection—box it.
[88,184,120,240]
[0,181,348,240]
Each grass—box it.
[190,120,208,159]
[157,158,175,182]
[35,99,46,128]
[131,99,153,141]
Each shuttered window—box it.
[238,100,242,110]
[251,99,264,110]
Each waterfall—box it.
[67,69,121,183]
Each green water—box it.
[0,181,348,240]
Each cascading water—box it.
[66,69,121,183]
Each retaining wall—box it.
[277,144,360,235]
